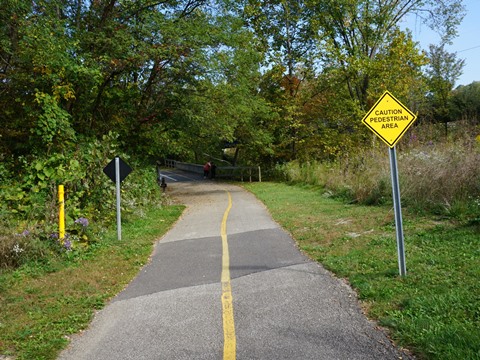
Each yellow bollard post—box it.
[59,185,65,240]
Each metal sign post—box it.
[389,147,406,276]
[115,157,122,241]
[103,156,132,241]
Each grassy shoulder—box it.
[0,203,184,360]
[243,182,480,360]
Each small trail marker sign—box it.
[362,91,417,148]
[103,157,132,240]
[103,157,132,184]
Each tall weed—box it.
[400,142,480,216]
[282,148,392,205]
[280,122,480,219]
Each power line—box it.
[457,45,480,53]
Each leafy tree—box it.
[451,81,480,122]
[0,0,269,162]
[308,0,465,108]
[233,0,460,160]
[240,0,319,160]
[424,44,465,134]
[0,0,468,170]
[367,29,428,106]
[296,28,428,159]
[242,0,317,87]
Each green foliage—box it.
[0,0,469,167]
[0,0,268,163]
[307,0,449,108]
[1,132,118,220]
[0,130,169,271]
[369,29,429,104]
[32,92,76,151]
[451,81,480,121]
[421,44,466,129]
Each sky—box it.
[403,0,480,86]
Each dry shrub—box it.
[0,230,54,270]
[399,142,480,214]
[335,147,391,204]
[282,150,392,205]
[282,121,480,217]
[0,234,31,269]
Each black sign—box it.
[103,157,132,183]
[223,140,240,148]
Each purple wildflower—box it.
[64,239,72,251]
[21,230,30,237]
[75,217,89,227]
[50,233,59,239]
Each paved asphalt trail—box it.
[58,171,413,360]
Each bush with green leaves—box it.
[0,131,164,270]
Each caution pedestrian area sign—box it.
[362,91,417,147]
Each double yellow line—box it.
[221,191,236,360]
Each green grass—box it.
[0,204,184,360]
[244,182,480,360]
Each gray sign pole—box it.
[389,147,406,276]
[115,156,122,240]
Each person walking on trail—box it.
[203,161,211,179]
[210,162,217,179]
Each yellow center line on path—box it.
[221,191,236,360]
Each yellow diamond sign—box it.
[362,91,417,148]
